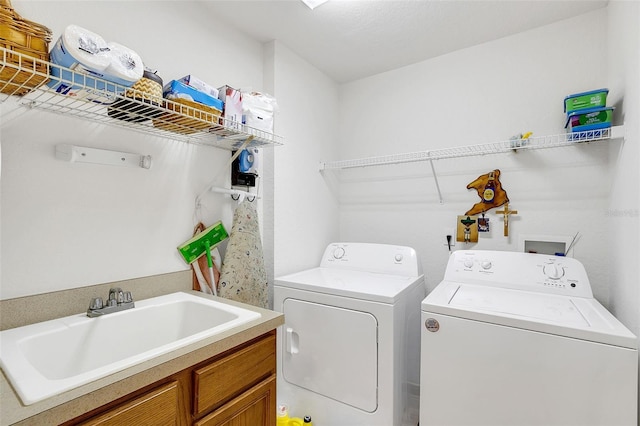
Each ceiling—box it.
[204,0,608,84]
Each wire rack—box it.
[320,126,624,171]
[0,47,283,150]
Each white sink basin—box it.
[0,292,261,405]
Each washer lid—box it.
[423,281,638,349]
[450,284,589,327]
[275,267,423,304]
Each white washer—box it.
[274,242,426,426]
[420,250,638,426]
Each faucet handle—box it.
[123,291,133,304]
[108,287,124,304]
[108,287,119,300]
[89,297,103,310]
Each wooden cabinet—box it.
[78,381,182,426]
[194,332,276,417]
[67,332,276,426]
[194,376,276,426]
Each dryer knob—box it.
[395,254,404,262]
[332,247,345,259]
[463,259,474,268]
[481,260,492,270]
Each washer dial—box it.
[480,260,492,270]
[543,263,565,280]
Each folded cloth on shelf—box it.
[219,200,268,308]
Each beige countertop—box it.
[0,291,284,426]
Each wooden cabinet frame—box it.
[64,331,276,426]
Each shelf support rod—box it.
[428,154,444,204]
[209,186,260,203]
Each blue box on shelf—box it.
[565,106,614,133]
[564,88,608,114]
[163,80,224,110]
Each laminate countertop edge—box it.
[1,291,285,426]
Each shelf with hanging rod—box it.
[0,46,284,150]
[209,186,260,203]
[319,125,625,204]
[319,125,625,171]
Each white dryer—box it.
[274,243,425,426]
[420,250,638,426]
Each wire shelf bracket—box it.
[428,155,444,204]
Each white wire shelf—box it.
[319,126,625,171]
[0,47,283,150]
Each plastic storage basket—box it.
[564,88,608,114]
[565,106,614,132]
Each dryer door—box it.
[282,298,378,412]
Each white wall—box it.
[607,0,639,336]
[1,1,266,299]
[333,3,639,404]
[271,42,340,278]
[606,0,640,409]
[335,10,615,303]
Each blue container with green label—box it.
[564,88,608,114]
[565,106,614,132]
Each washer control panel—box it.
[444,250,593,297]
[321,242,422,277]
[331,246,346,260]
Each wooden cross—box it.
[496,203,518,236]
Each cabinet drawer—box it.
[194,333,276,416]
[194,376,276,426]
[79,381,180,426]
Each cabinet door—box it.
[193,333,276,416]
[195,376,276,426]
[79,381,180,426]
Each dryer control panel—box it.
[444,250,593,298]
[321,242,422,277]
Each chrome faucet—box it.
[87,287,135,317]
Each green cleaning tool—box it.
[204,239,216,295]
[177,221,229,296]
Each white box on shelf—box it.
[218,85,243,128]
[178,75,219,98]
